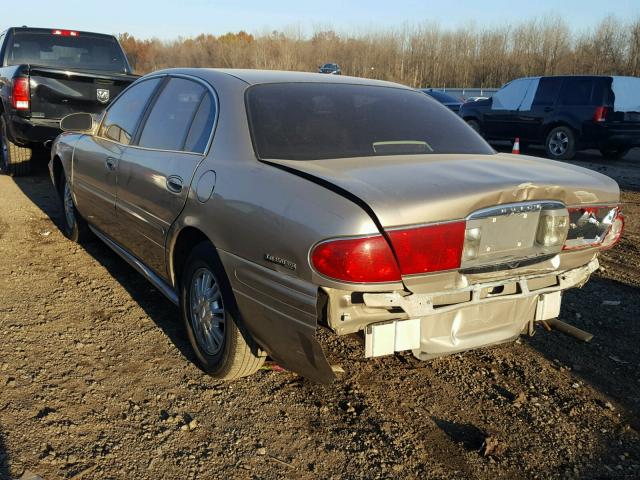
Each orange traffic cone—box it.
[512,137,520,154]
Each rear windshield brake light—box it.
[52,29,79,36]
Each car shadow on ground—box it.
[0,428,9,480]
[526,277,640,428]
[11,166,199,371]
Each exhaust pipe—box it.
[43,140,53,149]
[542,318,594,343]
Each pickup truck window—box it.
[99,78,161,145]
[7,31,128,73]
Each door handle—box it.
[544,107,554,112]
[166,175,183,193]
[105,157,117,171]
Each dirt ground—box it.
[0,148,639,479]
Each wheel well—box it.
[171,227,213,288]
[51,155,64,196]
[543,122,575,141]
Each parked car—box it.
[459,75,640,160]
[51,69,623,383]
[419,89,463,113]
[0,26,137,175]
[318,63,341,75]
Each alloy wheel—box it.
[549,130,569,156]
[63,180,76,230]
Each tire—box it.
[599,146,630,160]
[545,126,576,160]
[181,242,265,380]
[0,115,33,176]
[466,119,482,135]
[58,173,90,243]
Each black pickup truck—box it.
[0,27,138,175]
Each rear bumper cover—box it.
[8,114,61,146]
[584,123,640,149]
[359,258,598,359]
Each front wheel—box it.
[545,126,576,160]
[181,242,265,380]
[466,119,482,135]
[0,116,33,176]
[59,174,90,242]
[599,146,630,160]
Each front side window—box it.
[137,78,206,151]
[492,78,534,110]
[99,78,161,145]
[246,83,493,161]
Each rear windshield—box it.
[246,83,493,160]
[6,31,128,73]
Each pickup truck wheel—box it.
[59,174,90,242]
[545,126,576,160]
[181,242,265,380]
[0,116,33,176]
[466,119,482,135]
[599,146,630,160]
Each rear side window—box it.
[184,94,215,153]
[533,77,564,106]
[137,78,206,151]
[99,78,161,145]
[7,31,128,72]
[246,83,494,161]
[560,78,595,106]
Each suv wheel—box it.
[59,174,90,242]
[599,146,630,160]
[0,116,33,176]
[181,242,266,380]
[545,126,576,160]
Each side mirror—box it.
[60,112,94,132]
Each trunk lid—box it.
[28,66,138,120]
[269,152,619,228]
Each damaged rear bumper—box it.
[325,258,599,361]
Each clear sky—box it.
[4,0,639,39]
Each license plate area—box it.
[461,201,565,269]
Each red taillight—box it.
[311,235,401,283]
[387,222,466,275]
[11,78,30,110]
[593,106,608,123]
[52,29,79,36]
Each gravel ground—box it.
[0,149,639,479]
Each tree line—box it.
[118,16,640,88]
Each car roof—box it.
[8,26,117,38]
[153,68,412,89]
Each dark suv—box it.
[459,75,640,160]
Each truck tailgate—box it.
[29,66,138,120]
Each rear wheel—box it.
[181,242,265,380]
[545,126,576,160]
[0,116,33,176]
[599,146,630,160]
